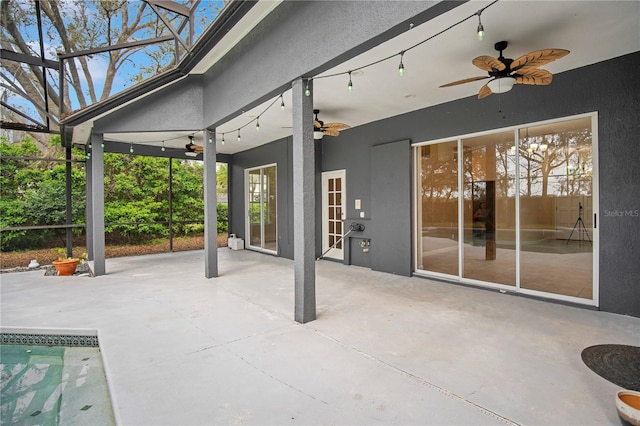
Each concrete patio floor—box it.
[1,248,638,425]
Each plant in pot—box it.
[52,248,80,276]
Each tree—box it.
[0,136,86,250]
[172,159,204,234]
[216,162,228,196]
[1,0,224,148]
[0,138,39,249]
[1,135,229,251]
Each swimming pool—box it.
[1,330,116,425]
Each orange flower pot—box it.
[52,258,80,276]
[617,390,640,426]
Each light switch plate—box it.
[355,199,361,209]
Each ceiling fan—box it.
[313,109,350,138]
[439,41,570,99]
[185,135,203,156]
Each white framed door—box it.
[322,170,346,260]
[413,113,598,306]
[245,164,277,254]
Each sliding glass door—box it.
[246,164,277,253]
[416,142,459,276]
[518,117,594,299]
[415,114,597,304]
[462,132,517,286]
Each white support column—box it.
[90,133,106,276]
[292,78,316,323]
[204,128,218,278]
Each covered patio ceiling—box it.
[101,0,639,155]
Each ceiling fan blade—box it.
[510,49,570,72]
[322,122,350,130]
[478,83,493,99]
[193,145,204,152]
[514,68,553,85]
[439,75,490,88]
[323,128,340,137]
[472,55,506,72]
[313,120,322,128]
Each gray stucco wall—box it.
[370,140,412,276]
[326,52,640,317]
[202,0,454,128]
[229,136,323,261]
[229,137,294,259]
[90,2,461,137]
[94,76,204,133]
[235,52,639,317]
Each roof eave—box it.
[61,0,258,127]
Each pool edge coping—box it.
[1,326,122,426]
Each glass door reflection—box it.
[518,118,593,298]
[462,132,516,286]
[416,142,459,276]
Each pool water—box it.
[1,345,115,425]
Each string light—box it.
[88,143,92,149]
[87,3,500,154]
[476,10,485,41]
[217,91,291,145]
[313,0,497,86]
[161,141,166,152]
[213,2,498,141]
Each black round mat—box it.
[581,344,640,391]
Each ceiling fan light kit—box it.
[185,135,204,156]
[313,109,350,139]
[487,76,515,93]
[440,41,569,99]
